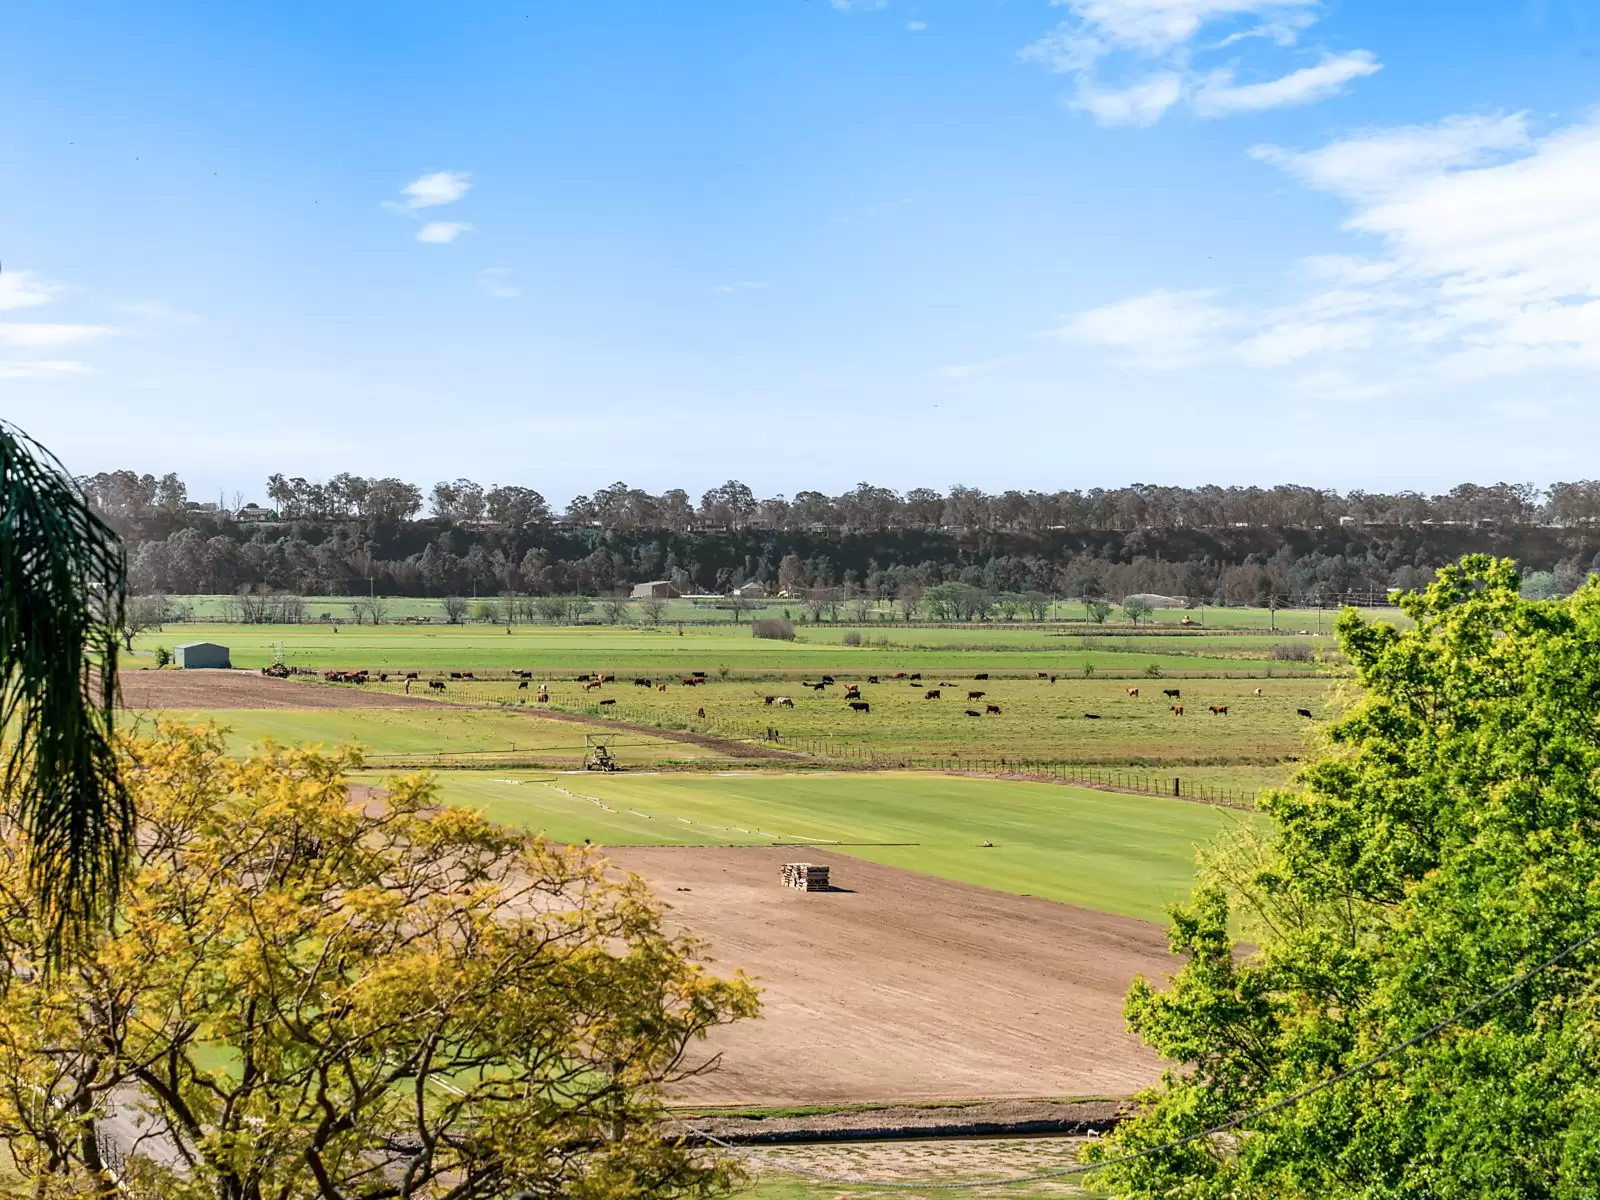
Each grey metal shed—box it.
[174,642,231,669]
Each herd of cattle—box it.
[297,665,1318,725]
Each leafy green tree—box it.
[1085,599,1111,624]
[0,726,759,1197]
[1091,556,1600,1199]
[1122,596,1153,625]
[0,424,129,946]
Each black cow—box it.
[1297,708,1314,718]
[1083,712,1101,719]
[849,701,870,713]
[985,704,1001,715]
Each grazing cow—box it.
[681,677,700,686]
[974,673,988,680]
[1171,705,1184,716]
[461,671,474,680]
[449,672,462,680]
[1083,712,1102,720]
[892,672,905,679]
[599,698,616,707]
[808,681,828,691]
[601,674,615,683]
[925,689,942,700]
[964,709,982,717]
[764,695,775,705]
[691,671,707,679]
[379,673,389,682]
[657,683,667,693]
[1162,688,1180,699]
[777,697,795,708]
[1049,675,1057,683]
[405,671,419,680]
[967,690,986,701]
[429,680,446,691]
[1210,705,1229,716]
[696,706,706,718]
[1297,708,1314,719]
[821,675,835,685]
[515,670,532,679]
[843,685,861,700]
[518,680,529,690]
[1126,687,1139,698]
[909,673,922,682]
[634,678,651,687]
[584,681,601,692]
[1037,672,1049,679]
[985,704,1001,715]
[867,675,880,684]
[849,701,870,713]
[1254,688,1263,697]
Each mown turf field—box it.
[143,707,721,765]
[390,770,1260,923]
[131,622,1328,674]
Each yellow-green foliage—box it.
[0,726,757,1198]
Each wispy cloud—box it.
[478,268,520,299]
[1020,0,1377,126]
[1056,110,1600,394]
[117,299,201,325]
[713,281,769,295]
[0,323,116,347]
[393,170,471,210]
[907,20,928,31]
[0,269,65,311]
[0,360,97,379]
[416,221,473,245]
[831,0,888,9]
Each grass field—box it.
[131,622,1329,675]
[389,769,1259,923]
[144,707,722,765]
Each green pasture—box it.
[131,622,1327,675]
[393,769,1261,923]
[352,673,1334,772]
[140,707,719,765]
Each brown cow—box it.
[1126,687,1139,698]
[1210,705,1229,716]
[1171,704,1184,715]
[844,685,861,699]
[696,706,706,718]
[657,683,668,692]
[967,690,986,701]
[985,704,1001,715]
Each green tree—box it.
[0,726,759,1197]
[1085,599,1111,624]
[0,424,130,945]
[1091,556,1600,1199]
[1122,596,1153,625]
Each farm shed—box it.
[174,642,231,669]
[732,582,767,598]
[630,580,680,600]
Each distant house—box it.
[234,503,276,522]
[174,642,231,669]
[630,580,680,600]
[732,582,767,599]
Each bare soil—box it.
[116,669,440,711]
[604,846,1175,1106]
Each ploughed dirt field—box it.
[117,669,439,711]
[605,846,1175,1106]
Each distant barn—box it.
[174,642,231,669]
[630,580,681,600]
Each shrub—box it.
[753,618,795,641]
[153,646,171,667]
[1269,640,1314,661]
[841,631,862,646]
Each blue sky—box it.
[5,0,1600,505]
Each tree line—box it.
[76,468,1600,605]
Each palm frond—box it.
[0,422,130,950]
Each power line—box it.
[683,926,1600,1191]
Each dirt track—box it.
[116,670,440,711]
[605,846,1175,1106]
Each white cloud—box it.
[1021,0,1375,126]
[395,170,471,210]
[0,269,64,312]
[831,0,887,9]
[0,323,115,347]
[478,268,520,299]
[907,20,928,31]
[713,281,769,294]
[1057,111,1600,393]
[1047,288,1234,367]
[1193,51,1380,116]
[416,221,473,244]
[0,360,97,379]
[1072,74,1184,126]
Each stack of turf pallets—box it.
[781,862,830,892]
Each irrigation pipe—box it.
[682,926,1600,1190]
